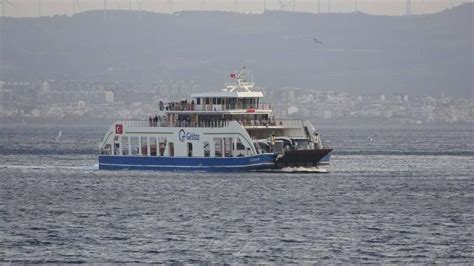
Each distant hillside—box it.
[0,3,472,97]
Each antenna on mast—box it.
[201,0,205,11]
[227,67,255,92]
[407,0,412,15]
[327,0,330,13]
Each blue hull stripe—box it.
[98,154,278,172]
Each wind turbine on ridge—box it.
[0,0,15,18]
[38,0,42,17]
[137,0,144,20]
[72,0,81,15]
[103,0,108,20]
[278,0,295,12]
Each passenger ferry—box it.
[98,68,332,171]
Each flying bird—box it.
[313,38,323,44]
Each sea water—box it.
[0,123,472,263]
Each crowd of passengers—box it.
[237,117,278,127]
[158,100,264,111]
[148,116,229,128]
[159,100,195,111]
[148,115,282,127]
[147,115,278,128]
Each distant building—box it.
[287,90,296,102]
[105,91,114,103]
[41,81,50,94]
[288,105,298,115]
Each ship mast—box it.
[226,67,255,92]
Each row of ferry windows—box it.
[110,136,251,157]
[196,97,259,105]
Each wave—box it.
[333,151,474,156]
[0,164,99,171]
[0,148,98,155]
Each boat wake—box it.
[257,167,329,173]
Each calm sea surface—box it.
[0,123,472,263]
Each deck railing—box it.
[121,119,303,129]
[239,119,304,128]
[167,103,273,112]
[122,120,230,128]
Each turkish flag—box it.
[115,124,123,134]
[230,73,236,79]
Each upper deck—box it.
[162,101,272,113]
[162,67,272,114]
[121,118,304,129]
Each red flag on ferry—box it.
[230,73,237,79]
[115,124,123,134]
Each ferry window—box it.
[224,137,233,157]
[196,98,201,105]
[150,137,157,156]
[114,136,120,155]
[159,137,167,156]
[203,141,210,157]
[187,143,193,157]
[205,98,210,104]
[235,138,246,157]
[114,142,120,155]
[122,136,129,155]
[213,98,217,104]
[141,137,148,156]
[214,138,222,157]
[103,144,112,155]
[131,137,139,155]
[169,142,174,157]
[217,98,222,104]
[236,138,245,150]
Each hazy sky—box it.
[1,0,470,17]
